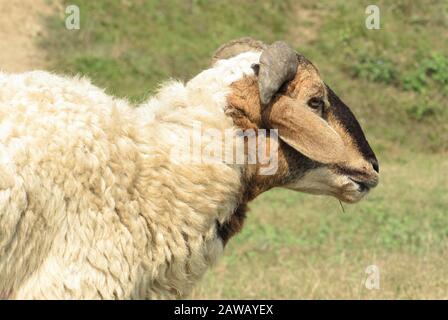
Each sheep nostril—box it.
[370,158,379,173]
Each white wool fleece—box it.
[0,51,261,299]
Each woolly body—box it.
[0,51,261,299]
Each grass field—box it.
[40,0,448,298]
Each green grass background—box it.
[41,0,448,298]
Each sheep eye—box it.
[308,97,325,110]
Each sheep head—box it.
[215,38,379,206]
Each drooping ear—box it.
[258,41,298,105]
[264,97,346,164]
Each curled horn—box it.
[211,37,266,64]
[258,41,298,106]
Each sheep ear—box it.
[258,42,298,105]
[264,97,346,164]
[212,37,266,64]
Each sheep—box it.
[0,38,379,299]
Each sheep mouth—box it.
[332,164,379,196]
[348,177,375,193]
[336,176,378,203]
[284,166,379,203]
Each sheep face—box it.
[222,39,379,204]
[264,60,379,204]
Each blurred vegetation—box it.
[43,0,448,152]
[43,0,293,101]
[41,0,448,298]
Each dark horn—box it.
[258,41,298,106]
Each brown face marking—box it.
[280,58,326,103]
[217,55,379,244]
[218,62,322,244]
[225,65,322,197]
